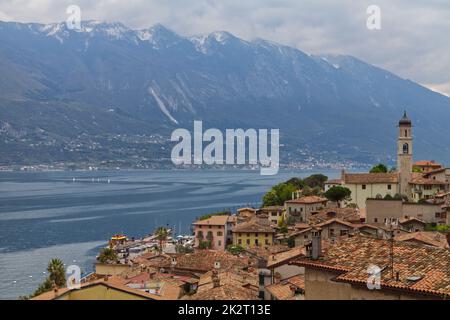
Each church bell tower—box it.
[397,111,413,198]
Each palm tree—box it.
[98,248,118,263]
[47,258,66,288]
[155,227,169,253]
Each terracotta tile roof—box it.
[136,250,251,273]
[343,173,399,184]
[244,245,289,260]
[423,168,446,176]
[32,277,162,300]
[186,282,259,300]
[292,235,450,298]
[325,179,343,185]
[294,222,311,230]
[265,275,305,300]
[289,227,314,237]
[414,161,442,168]
[267,246,306,268]
[260,206,284,211]
[396,232,449,249]
[197,270,258,291]
[237,207,257,213]
[186,270,259,300]
[353,223,381,231]
[410,173,447,185]
[193,215,229,226]
[398,217,427,226]
[308,207,362,224]
[286,196,328,205]
[315,218,357,229]
[233,218,275,233]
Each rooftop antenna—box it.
[385,218,397,279]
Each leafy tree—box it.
[425,223,450,232]
[278,225,288,235]
[286,216,297,226]
[393,193,403,200]
[370,163,388,173]
[227,245,245,255]
[412,167,423,173]
[277,214,286,228]
[285,177,305,190]
[277,214,289,234]
[303,174,328,189]
[176,244,194,254]
[287,237,295,248]
[198,241,212,250]
[30,278,53,299]
[98,248,118,263]
[324,186,352,206]
[384,194,394,200]
[262,183,296,206]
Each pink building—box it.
[193,215,235,250]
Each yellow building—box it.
[232,218,275,248]
[32,278,161,300]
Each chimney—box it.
[212,270,220,288]
[52,281,59,295]
[396,272,400,282]
[311,230,322,260]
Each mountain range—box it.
[0,20,449,168]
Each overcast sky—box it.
[1,0,449,96]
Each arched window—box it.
[405,130,408,137]
[403,143,409,154]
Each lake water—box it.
[0,169,340,299]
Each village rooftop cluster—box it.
[31,114,450,300]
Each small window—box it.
[403,143,409,154]
[265,239,269,245]
[238,239,242,245]
[329,229,335,237]
[246,239,250,245]
[374,218,378,223]
[388,185,392,190]
[362,185,366,190]
[218,240,222,246]
[255,239,259,246]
